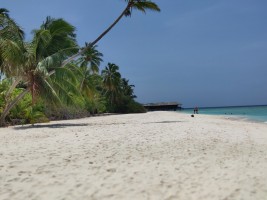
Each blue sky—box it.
[2,0,267,107]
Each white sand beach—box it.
[1,111,267,200]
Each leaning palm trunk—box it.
[0,88,30,126]
[49,2,132,76]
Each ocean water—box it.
[180,105,267,123]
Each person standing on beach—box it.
[194,107,199,114]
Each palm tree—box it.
[67,45,104,103]
[76,44,103,74]
[101,63,122,109]
[59,0,160,68]
[0,17,80,126]
[121,78,136,99]
[27,16,79,103]
[75,66,103,113]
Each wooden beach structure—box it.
[143,102,182,111]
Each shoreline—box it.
[204,113,267,124]
[196,113,267,124]
[181,105,267,123]
[1,111,267,200]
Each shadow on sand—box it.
[144,121,184,124]
[13,123,89,130]
[13,120,184,130]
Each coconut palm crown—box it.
[124,0,160,17]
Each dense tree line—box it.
[0,1,160,126]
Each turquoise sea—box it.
[180,105,267,123]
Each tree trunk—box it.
[0,88,30,126]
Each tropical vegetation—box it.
[0,1,160,126]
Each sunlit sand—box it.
[1,111,267,200]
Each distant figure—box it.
[194,107,199,114]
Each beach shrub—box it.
[84,96,107,114]
[112,96,146,113]
[126,99,146,113]
[22,105,49,125]
[0,85,48,125]
[44,104,90,120]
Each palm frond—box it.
[0,9,24,40]
[52,66,78,85]
[0,39,25,75]
[39,78,62,104]
[50,80,78,105]
[36,51,65,73]
[124,0,160,16]
[0,8,10,18]
[132,1,161,13]
[32,17,78,59]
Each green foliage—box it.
[22,104,49,125]
[84,97,106,114]
[77,44,103,74]
[0,79,9,111]
[0,12,83,126]
[112,95,145,113]
[0,80,49,125]
[126,100,146,113]
[0,9,25,76]
[0,1,160,125]
[100,63,145,114]
[8,88,31,120]
[44,104,89,120]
